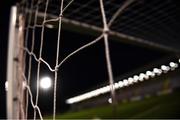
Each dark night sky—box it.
[0,0,175,118]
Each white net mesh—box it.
[8,0,180,119]
[16,0,123,119]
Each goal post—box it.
[6,6,25,119]
[6,6,18,119]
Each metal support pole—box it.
[6,6,18,119]
[6,6,25,119]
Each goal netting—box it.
[6,0,180,119]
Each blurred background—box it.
[1,0,180,119]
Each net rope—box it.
[34,0,49,119]
[47,0,180,51]
[15,0,178,119]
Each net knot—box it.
[55,66,59,71]
[59,14,63,18]
[103,26,110,34]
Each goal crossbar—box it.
[26,9,180,53]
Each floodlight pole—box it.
[6,6,25,119]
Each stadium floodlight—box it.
[45,24,54,29]
[66,59,180,104]
[5,81,8,91]
[128,77,134,84]
[143,73,149,80]
[161,65,170,73]
[40,76,52,90]
[114,82,119,89]
[133,75,139,83]
[118,81,124,88]
[108,98,112,104]
[146,71,155,78]
[123,79,129,86]
[169,62,178,70]
[101,86,110,94]
[139,73,146,81]
[153,68,162,75]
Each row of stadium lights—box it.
[66,59,180,104]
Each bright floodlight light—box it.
[40,76,52,89]
[128,77,134,84]
[45,24,54,29]
[153,68,162,75]
[108,98,112,104]
[144,73,149,80]
[133,75,139,82]
[114,82,119,89]
[161,65,170,73]
[123,79,129,86]
[169,62,178,69]
[5,81,8,91]
[146,71,155,78]
[118,81,124,88]
[139,73,145,81]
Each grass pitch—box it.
[47,90,180,119]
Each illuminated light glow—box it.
[5,81,26,91]
[46,24,54,29]
[99,85,110,94]
[146,71,152,76]
[22,81,26,90]
[151,72,155,78]
[179,59,180,63]
[19,26,23,32]
[161,65,170,72]
[102,86,110,93]
[128,77,134,84]
[139,73,145,81]
[66,85,111,104]
[40,76,52,89]
[66,59,180,104]
[5,81,8,91]
[123,79,129,86]
[133,75,139,82]
[153,68,162,75]
[118,81,124,88]
[169,62,178,70]
[169,62,177,71]
[108,98,112,104]
[146,71,155,78]
[144,74,149,80]
[114,83,119,89]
